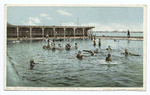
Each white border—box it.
[4,4,147,91]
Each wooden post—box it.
[17,26,19,38]
[74,28,76,38]
[42,28,44,38]
[83,28,85,38]
[64,28,66,39]
[53,28,55,38]
[30,27,32,38]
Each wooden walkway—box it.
[7,36,143,41]
[96,36,143,41]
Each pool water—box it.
[6,38,143,87]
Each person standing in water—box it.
[30,59,35,69]
[47,39,50,49]
[46,34,49,39]
[94,34,96,40]
[98,39,101,46]
[75,43,78,49]
[106,54,112,61]
[43,39,50,49]
[93,40,96,46]
[127,30,130,38]
[52,43,55,49]
[91,35,93,40]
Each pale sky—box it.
[7,6,143,31]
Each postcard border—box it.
[4,4,147,91]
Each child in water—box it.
[90,51,94,56]
[75,43,78,49]
[123,49,140,56]
[46,39,50,49]
[52,43,55,49]
[46,34,49,39]
[98,39,101,46]
[76,51,83,59]
[30,59,35,69]
[124,49,130,54]
[106,46,112,50]
[58,42,62,47]
[65,43,71,50]
[106,54,112,61]
[94,48,99,53]
[93,40,96,46]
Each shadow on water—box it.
[99,45,101,49]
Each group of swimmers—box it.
[42,37,131,61]
[30,37,133,69]
[76,37,132,62]
[76,43,113,61]
[43,38,78,50]
[17,37,28,40]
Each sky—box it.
[7,6,143,31]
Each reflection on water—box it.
[7,38,143,87]
[127,40,130,43]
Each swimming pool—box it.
[6,38,143,87]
